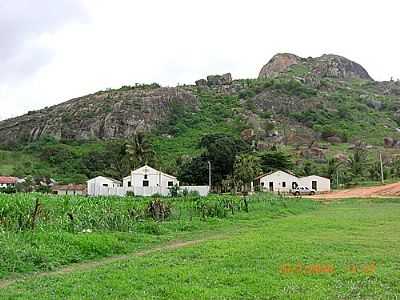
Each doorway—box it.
[312,181,317,191]
[269,182,274,192]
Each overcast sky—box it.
[1,0,399,120]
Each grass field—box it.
[0,196,399,299]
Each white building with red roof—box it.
[0,176,18,188]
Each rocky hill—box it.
[0,54,400,183]
[2,52,400,171]
[0,84,198,146]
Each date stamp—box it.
[279,262,376,275]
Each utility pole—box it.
[379,152,384,184]
[208,161,212,191]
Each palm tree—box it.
[233,154,262,194]
[126,132,156,169]
[348,148,366,177]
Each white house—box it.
[123,165,179,196]
[255,170,331,193]
[298,175,331,192]
[87,166,209,197]
[87,176,122,196]
[256,170,300,193]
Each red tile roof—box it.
[0,176,17,184]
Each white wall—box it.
[87,185,209,197]
[55,190,85,196]
[124,166,179,189]
[180,186,210,197]
[299,176,331,192]
[259,171,299,193]
[87,177,121,196]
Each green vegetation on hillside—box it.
[2,70,400,185]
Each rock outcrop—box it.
[0,86,198,146]
[312,54,373,81]
[258,53,302,78]
[196,73,232,87]
[259,53,373,81]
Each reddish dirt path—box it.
[310,182,400,200]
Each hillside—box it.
[2,53,400,183]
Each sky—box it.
[1,0,400,121]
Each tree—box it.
[233,154,262,193]
[348,148,367,177]
[391,157,400,178]
[259,150,294,173]
[177,156,209,186]
[126,132,156,169]
[199,134,250,188]
[326,158,344,180]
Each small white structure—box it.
[299,175,331,192]
[87,176,122,196]
[123,165,179,196]
[123,165,179,189]
[255,170,331,193]
[87,166,210,197]
[51,184,87,196]
[256,170,299,193]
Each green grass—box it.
[0,193,314,279]
[0,198,399,298]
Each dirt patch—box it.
[310,182,400,200]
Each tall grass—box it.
[0,193,318,278]
[0,193,317,233]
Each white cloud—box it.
[1,0,400,120]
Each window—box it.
[261,182,265,187]
[103,184,108,187]
[144,175,148,179]
[143,180,149,187]
[282,182,286,188]
[168,181,174,187]
[128,181,132,187]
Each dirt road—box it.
[311,182,400,200]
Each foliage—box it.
[177,156,209,185]
[233,154,262,193]
[126,132,156,169]
[200,134,250,187]
[258,150,294,173]
[348,147,367,177]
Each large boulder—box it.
[206,73,232,86]
[312,54,373,81]
[258,53,301,79]
[258,53,373,81]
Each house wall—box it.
[298,176,331,192]
[259,171,299,193]
[180,186,210,197]
[87,177,121,196]
[124,167,179,189]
